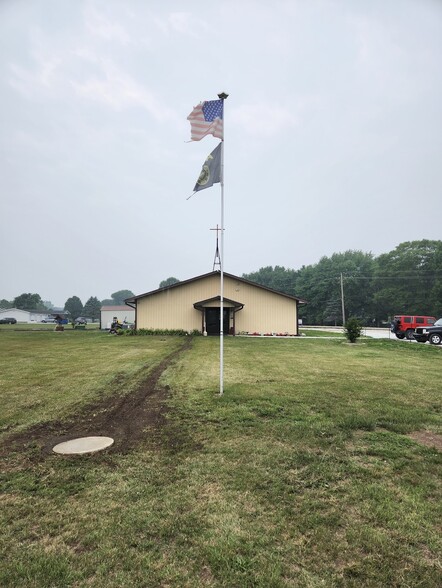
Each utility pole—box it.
[340,273,346,326]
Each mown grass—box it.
[1,332,441,587]
[0,330,181,433]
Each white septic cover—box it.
[53,436,114,455]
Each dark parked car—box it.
[413,318,442,345]
[0,317,17,324]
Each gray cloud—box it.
[1,0,441,306]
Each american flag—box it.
[187,99,223,141]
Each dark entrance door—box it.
[205,308,229,336]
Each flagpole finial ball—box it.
[218,92,229,100]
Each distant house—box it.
[0,308,48,323]
[126,271,306,335]
[100,305,136,329]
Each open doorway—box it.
[205,308,230,336]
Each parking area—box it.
[306,327,441,344]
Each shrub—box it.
[344,317,362,343]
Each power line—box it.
[342,275,442,280]
[300,274,441,282]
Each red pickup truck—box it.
[391,315,436,340]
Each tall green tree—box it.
[294,251,376,325]
[13,293,45,311]
[322,298,342,326]
[64,296,83,321]
[83,297,101,322]
[241,241,442,325]
[111,290,135,305]
[242,266,299,297]
[159,277,180,288]
[373,240,442,319]
[430,281,442,318]
[0,299,13,308]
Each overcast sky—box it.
[1,0,441,307]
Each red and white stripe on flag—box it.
[187,102,223,141]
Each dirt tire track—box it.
[1,337,193,457]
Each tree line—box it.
[3,240,441,326]
[242,240,442,326]
[0,290,135,322]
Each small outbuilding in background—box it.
[100,305,135,330]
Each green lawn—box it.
[1,332,441,587]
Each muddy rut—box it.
[1,337,193,457]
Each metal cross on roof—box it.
[210,224,224,271]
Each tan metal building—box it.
[126,271,306,335]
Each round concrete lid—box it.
[53,436,114,455]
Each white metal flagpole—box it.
[218,92,228,396]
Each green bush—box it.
[344,317,362,343]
